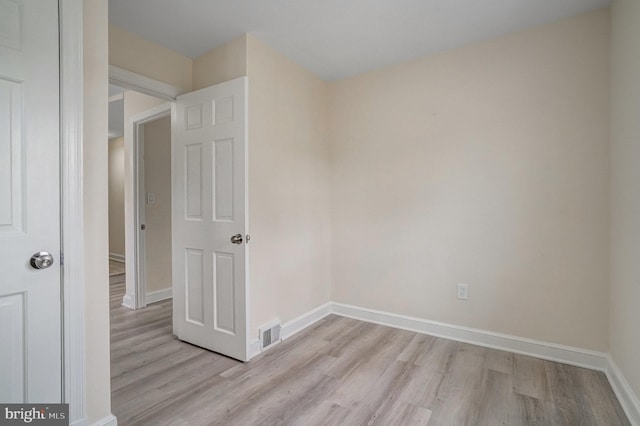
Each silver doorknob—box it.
[30,251,54,270]
[230,234,243,244]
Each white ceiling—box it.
[109,0,610,81]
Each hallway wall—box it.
[108,136,125,259]
[610,0,640,402]
[143,116,173,295]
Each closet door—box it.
[0,0,62,402]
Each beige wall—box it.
[328,10,610,351]
[246,35,332,334]
[193,35,248,90]
[143,116,173,294]
[109,25,193,92]
[108,137,125,258]
[610,0,640,398]
[83,0,112,422]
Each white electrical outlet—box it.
[457,283,469,300]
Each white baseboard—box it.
[109,253,125,263]
[121,293,135,310]
[146,288,172,304]
[249,339,261,359]
[331,302,608,372]
[606,356,640,426]
[248,302,332,360]
[90,414,117,426]
[282,302,332,341]
[122,289,172,308]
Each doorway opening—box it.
[132,105,173,307]
[108,86,173,310]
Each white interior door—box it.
[172,77,248,361]
[0,0,62,402]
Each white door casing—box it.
[0,0,62,402]
[172,77,249,361]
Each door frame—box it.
[109,66,181,101]
[108,66,183,310]
[128,103,172,309]
[59,0,85,423]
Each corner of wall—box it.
[192,35,248,90]
[109,24,193,92]
[245,33,332,335]
[609,0,640,413]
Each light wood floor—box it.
[109,259,126,276]
[110,276,629,426]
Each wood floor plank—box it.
[109,260,126,275]
[397,333,437,365]
[484,346,514,375]
[289,400,351,426]
[426,343,488,425]
[473,369,517,426]
[371,401,432,426]
[109,272,630,426]
[514,392,553,426]
[545,361,598,426]
[580,367,631,425]
[349,360,425,425]
[513,353,549,400]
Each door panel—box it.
[185,248,205,325]
[185,144,203,220]
[0,293,25,402]
[214,251,235,334]
[0,79,23,233]
[213,138,234,221]
[0,0,62,402]
[173,77,248,361]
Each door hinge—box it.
[60,252,64,267]
[141,224,146,230]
